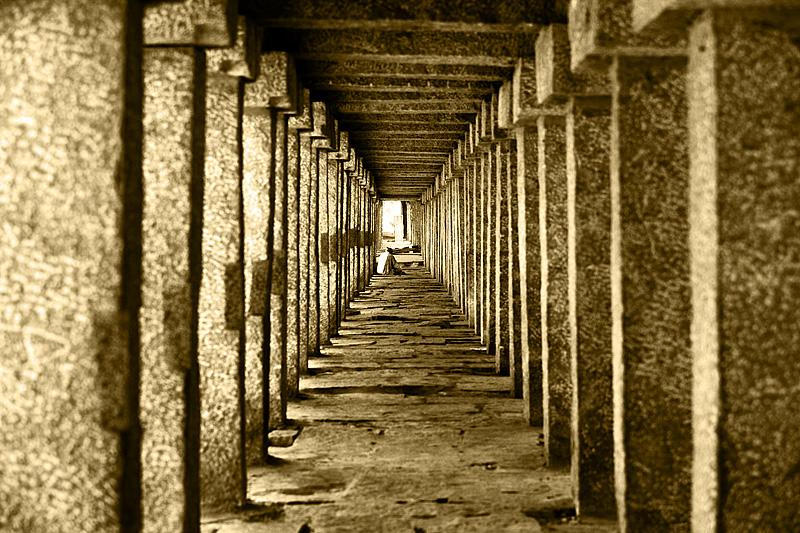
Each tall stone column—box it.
[512,55,564,426]
[570,1,691,528]
[478,113,496,350]
[0,2,144,530]
[638,4,800,529]
[498,78,523,398]
[242,52,298,457]
[260,53,299,432]
[287,89,312,397]
[537,23,614,515]
[140,2,235,528]
[199,18,259,510]
[537,113,570,467]
[314,102,336,346]
[494,138,512,376]
[296,90,314,375]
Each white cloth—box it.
[376,251,396,274]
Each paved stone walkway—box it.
[202,265,616,532]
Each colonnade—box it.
[0,4,379,532]
[420,5,800,531]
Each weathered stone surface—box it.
[512,57,566,126]
[144,0,237,47]
[611,55,691,531]
[198,71,245,510]
[269,115,289,431]
[568,0,684,71]
[515,126,544,426]
[242,86,274,465]
[206,16,261,80]
[631,0,800,33]
[494,142,511,375]
[687,10,800,531]
[567,98,614,517]
[535,24,609,104]
[0,2,140,530]
[140,47,204,533]
[538,115,570,468]
[505,139,523,398]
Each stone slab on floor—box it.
[202,266,617,532]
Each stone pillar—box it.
[287,89,312,397]
[199,18,259,510]
[638,4,800,529]
[242,52,298,457]
[570,2,692,527]
[499,79,523,398]
[537,22,615,515]
[537,113,570,467]
[260,54,299,432]
[314,102,336,345]
[243,65,272,466]
[513,54,564,426]
[141,1,236,525]
[494,138,512,376]
[0,2,143,530]
[296,90,314,375]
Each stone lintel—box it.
[536,25,609,104]
[568,0,687,73]
[144,0,237,47]
[208,16,261,80]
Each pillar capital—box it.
[244,52,299,111]
[311,101,336,149]
[536,24,609,105]
[568,0,686,73]
[288,88,313,132]
[144,0,237,47]
[207,16,260,80]
[329,131,351,161]
[512,56,567,127]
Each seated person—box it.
[376,249,405,275]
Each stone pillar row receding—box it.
[3,2,798,532]
[0,4,380,530]
[417,2,800,531]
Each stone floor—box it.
[202,265,617,532]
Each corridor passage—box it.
[203,264,615,532]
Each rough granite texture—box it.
[285,105,304,398]
[308,142,322,353]
[317,152,332,344]
[688,11,800,531]
[198,72,245,510]
[515,126,543,426]
[143,0,236,47]
[567,98,615,517]
[141,47,204,533]
[494,142,511,375]
[0,2,136,530]
[269,116,289,430]
[612,56,691,531]
[505,139,524,398]
[538,115,571,468]
[327,156,340,336]
[298,135,313,371]
[242,102,273,465]
[481,149,495,351]
[469,162,480,331]
[535,23,609,104]
[568,0,683,71]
